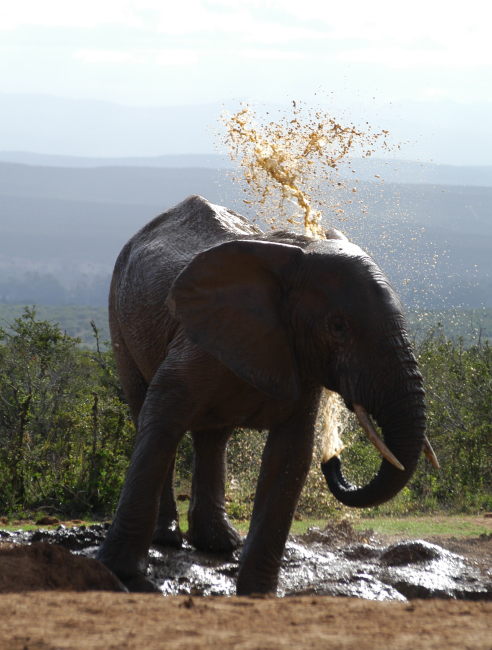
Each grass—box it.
[190,514,491,538]
[352,515,491,538]
[0,516,105,532]
[1,513,490,538]
[225,514,492,538]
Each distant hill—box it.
[0,151,233,169]
[1,151,492,187]
[0,161,490,310]
[2,93,492,166]
[0,94,220,157]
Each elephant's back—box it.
[116,195,260,276]
[133,195,260,259]
[109,196,261,379]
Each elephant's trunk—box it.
[321,387,426,508]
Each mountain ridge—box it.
[1,153,492,188]
[0,161,490,310]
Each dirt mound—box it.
[0,542,125,593]
[300,519,372,545]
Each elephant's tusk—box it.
[423,435,440,470]
[353,404,405,471]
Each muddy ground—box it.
[0,519,491,649]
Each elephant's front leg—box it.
[237,395,319,595]
[97,370,190,592]
[152,455,184,549]
[188,427,242,552]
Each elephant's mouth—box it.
[330,384,401,468]
[346,402,439,472]
[352,403,405,470]
[321,360,437,509]
[334,371,438,474]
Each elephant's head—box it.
[167,235,432,508]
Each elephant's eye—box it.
[329,316,348,339]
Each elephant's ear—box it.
[167,239,303,401]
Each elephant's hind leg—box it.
[97,360,190,591]
[188,428,242,553]
[112,334,184,548]
[110,323,148,426]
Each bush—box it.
[0,310,489,520]
[411,332,492,512]
[0,308,133,516]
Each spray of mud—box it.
[222,102,392,462]
[223,102,391,235]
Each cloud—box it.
[337,45,492,68]
[0,1,139,29]
[0,0,325,43]
[75,49,200,66]
[3,0,490,70]
[240,49,309,61]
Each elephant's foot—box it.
[97,546,159,593]
[236,557,278,595]
[152,519,184,549]
[188,512,242,553]
[236,572,277,596]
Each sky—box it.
[1,0,491,162]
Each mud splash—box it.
[2,524,490,601]
[222,102,392,236]
[223,102,393,459]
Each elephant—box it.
[97,194,434,595]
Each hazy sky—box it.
[1,0,491,162]
[2,0,491,105]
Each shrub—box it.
[0,308,133,515]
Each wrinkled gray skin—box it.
[97,195,426,595]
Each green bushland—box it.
[0,308,133,516]
[0,308,490,520]
[0,305,109,348]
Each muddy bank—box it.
[1,522,490,601]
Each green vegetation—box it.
[0,308,133,516]
[0,305,109,348]
[3,514,489,540]
[352,516,491,538]
[0,308,490,520]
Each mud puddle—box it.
[2,522,490,601]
